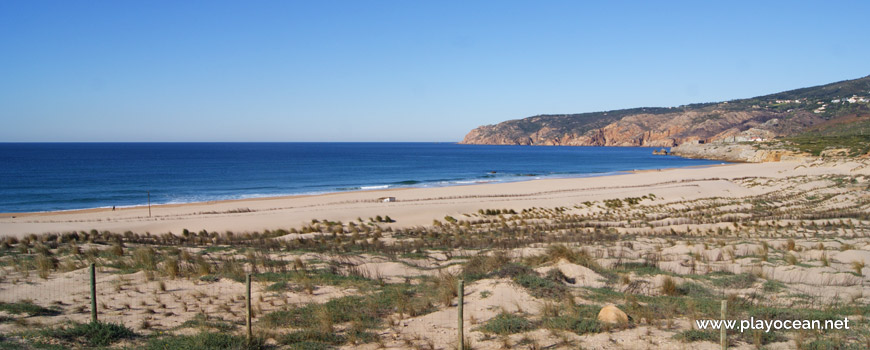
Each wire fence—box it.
[0,242,494,349]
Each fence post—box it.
[458,279,464,350]
[246,273,253,341]
[90,263,97,323]
[721,299,727,350]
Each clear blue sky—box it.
[1,1,868,142]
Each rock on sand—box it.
[597,304,628,324]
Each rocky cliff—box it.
[461,75,870,148]
[669,143,808,163]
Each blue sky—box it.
[1,1,868,142]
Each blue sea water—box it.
[0,143,722,213]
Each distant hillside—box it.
[460,75,870,147]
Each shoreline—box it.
[2,158,866,238]
[0,162,729,217]
[0,185,409,218]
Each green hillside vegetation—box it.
[525,75,870,129]
[784,134,870,156]
[767,76,870,101]
[705,75,870,119]
[782,118,870,156]
[514,106,680,135]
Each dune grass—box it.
[146,331,266,350]
[478,312,536,335]
[39,321,135,347]
[0,301,61,317]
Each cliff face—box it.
[460,75,870,148]
[461,109,820,147]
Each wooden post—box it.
[147,191,151,218]
[457,279,464,350]
[246,274,252,341]
[90,263,97,323]
[720,299,727,350]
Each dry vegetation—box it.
[1,172,870,349]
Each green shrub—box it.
[543,316,601,335]
[261,291,399,330]
[266,281,289,292]
[711,273,757,289]
[673,329,718,343]
[614,261,666,275]
[281,329,345,345]
[146,332,266,350]
[41,321,135,347]
[179,313,236,332]
[762,280,785,293]
[0,336,27,350]
[478,312,535,335]
[262,284,431,345]
[513,273,567,299]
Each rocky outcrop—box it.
[460,75,870,149]
[460,109,824,147]
[669,143,809,163]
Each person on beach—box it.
[112,206,115,211]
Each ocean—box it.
[0,143,722,213]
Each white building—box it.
[846,95,866,103]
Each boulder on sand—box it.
[597,304,628,324]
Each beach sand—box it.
[2,159,865,238]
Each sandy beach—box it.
[5,1,870,348]
[3,157,870,349]
[3,159,864,239]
